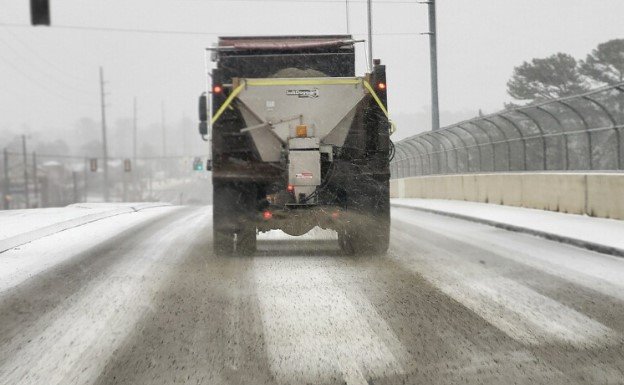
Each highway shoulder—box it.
[391,198,624,257]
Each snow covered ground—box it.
[0,203,171,253]
[0,204,181,294]
[1,204,624,384]
[392,198,624,255]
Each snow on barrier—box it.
[390,172,624,220]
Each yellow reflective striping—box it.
[362,81,389,117]
[210,78,397,135]
[245,78,361,87]
[362,81,396,135]
[211,82,246,125]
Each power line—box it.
[0,22,420,37]
[0,34,93,96]
[0,42,96,107]
[0,21,92,85]
[177,0,419,3]
[99,67,110,202]
[8,151,206,161]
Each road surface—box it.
[1,205,623,384]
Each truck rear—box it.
[198,35,393,255]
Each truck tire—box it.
[213,182,237,256]
[365,218,390,254]
[338,229,355,255]
[213,181,258,256]
[214,229,235,256]
[339,219,389,256]
[340,173,390,256]
[236,225,257,255]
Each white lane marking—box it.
[254,257,404,385]
[0,208,211,385]
[393,208,624,302]
[0,206,178,294]
[392,230,618,348]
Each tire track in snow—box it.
[391,227,618,348]
[0,207,211,385]
[253,253,406,385]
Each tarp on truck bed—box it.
[218,36,357,51]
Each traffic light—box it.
[124,159,132,172]
[89,158,98,172]
[30,0,51,26]
[192,157,203,171]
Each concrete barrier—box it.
[390,173,624,220]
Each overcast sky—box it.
[1,0,623,145]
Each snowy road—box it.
[1,205,624,384]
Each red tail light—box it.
[213,85,223,94]
[377,82,386,91]
[263,210,273,220]
[287,184,294,193]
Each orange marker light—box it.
[213,85,223,94]
[263,210,273,220]
[377,82,386,90]
[296,125,308,138]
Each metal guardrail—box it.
[391,82,624,178]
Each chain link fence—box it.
[391,82,624,179]
[1,151,210,209]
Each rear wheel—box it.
[236,225,257,255]
[214,228,235,255]
[339,173,390,256]
[338,229,354,255]
[212,181,258,256]
[213,181,236,255]
[339,218,389,256]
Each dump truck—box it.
[198,35,394,255]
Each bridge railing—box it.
[391,82,624,179]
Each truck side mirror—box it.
[198,93,208,136]
[199,93,208,121]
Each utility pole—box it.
[99,66,110,202]
[345,0,350,34]
[161,101,167,179]
[3,148,10,210]
[84,157,89,202]
[72,171,78,203]
[366,0,373,71]
[32,152,38,207]
[133,97,138,167]
[22,135,29,208]
[161,101,166,158]
[133,97,138,200]
[423,0,440,130]
[182,113,189,155]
